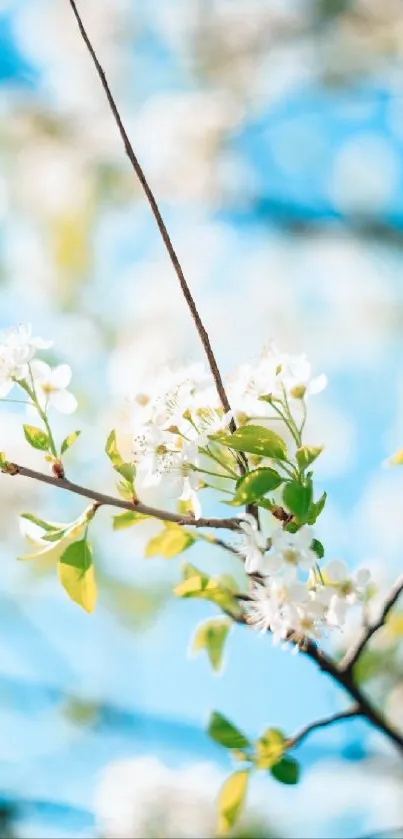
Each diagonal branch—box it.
[285,707,361,750]
[67,0,241,451]
[1,461,241,532]
[340,573,403,673]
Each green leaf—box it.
[58,539,97,613]
[296,445,323,471]
[217,771,249,836]
[145,523,195,558]
[174,564,242,616]
[311,538,325,559]
[0,451,7,468]
[192,619,231,671]
[208,712,251,749]
[270,756,300,785]
[112,511,149,530]
[61,430,81,455]
[116,478,135,500]
[255,728,286,769]
[230,468,283,506]
[306,491,327,525]
[23,425,50,452]
[105,430,135,484]
[20,513,62,533]
[215,425,287,460]
[282,481,312,521]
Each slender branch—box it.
[1,461,241,532]
[340,573,403,673]
[67,0,241,450]
[286,707,361,750]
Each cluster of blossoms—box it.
[238,516,371,647]
[0,323,77,414]
[128,343,326,516]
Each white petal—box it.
[30,359,51,381]
[325,559,347,583]
[50,364,72,389]
[355,568,371,587]
[308,374,328,395]
[49,389,77,414]
[0,379,13,397]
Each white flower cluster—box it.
[238,516,371,647]
[0,323,77,413]
[128,344,325,516]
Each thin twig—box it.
[67,0,242,454]
[340,573,403,673]
[286,707,361,750]
[1,461,241,531]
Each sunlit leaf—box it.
[105,430,135,484]
[23,425,50,452]
[174,564,242,617]
[192,619,232,671]
[306,491,327,524]
[229,468,283,506]
[217,771,249,836]
[145,523,195,558]
[296,445,323,470]
[255,728,286,768]
[112,510,149,530]
[61,430,81,455]
[214,425,287,460]
[58,539,97,613]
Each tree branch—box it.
[1,461,241,532]
[340,573,403,673]
[67,0,241,451]
[286,707,361,750]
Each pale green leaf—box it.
[61,430,81,455]
[23,425,50,452]
[105,430,135,484]
[255,728,286,769]
[217,771,249,836]
[112,511,149,530]
[145,523,195,558]
[296,445,323,471]
[192,618,231,671]
[306,491,327,524]
[58,539,97,613]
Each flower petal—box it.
[49,389,77,414]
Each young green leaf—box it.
[174,565,242,617]
[58,539,97,613]
[217,771,249,836]
[215,425,287,460]
[20,512,63,533]
[23,425,50,452]
[61,430,81,455]
[296,445,323,471]
[306,491,327,525]
[255,728,286,769]
[192,619,232,672]
[282,481,312,521]
[208,712,251,749]
[105,430,135,484]
[311,538,325,559]
[112,511,149,530]
[145,523,195,558]
[230,467,283,506]
[270,756,300,785]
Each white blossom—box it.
[0,323,51,397]
[30,360,77,414]
[262,526,317,578]
[323,559,371,603]
[237,513,267,573]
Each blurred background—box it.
[0,0,403,836]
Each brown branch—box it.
[1,461,241,532]
[67,0,241,452]
[340,573,403,673]
[285,707,361,750]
